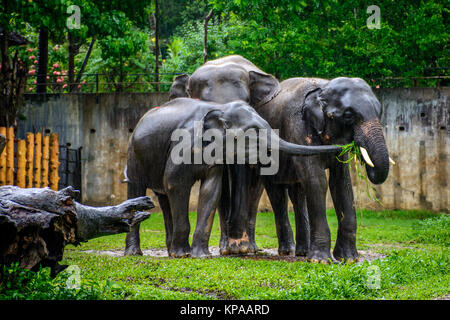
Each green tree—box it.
[209,0,449,86]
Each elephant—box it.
[168,55,280,107]
[245,76,392,263]
[123,97,341,257]
[163,55,282,255]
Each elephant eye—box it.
[344,110,354,119]
[343,109,354,124]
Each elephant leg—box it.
[304,170,336,263]
[288,184,310,256]
[218,166,231,255]
[155,193,173,255]
[191,166,222,257]
[227,164,250,254]
[124,182,147,256]
[247,169,264,253]
[329,161,358,262]
[264,180,295,256]
[167,186,191,258]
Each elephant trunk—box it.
[270,131,342,155]
[354,119,389,184]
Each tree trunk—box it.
[0,29,10,126]
[0,186,154,276]
[0,49,28,127]
[74,36,96,91]
[75,197,153,241]
[67,32,75,92]
[0,5,27,127]
[154,0,160,92]
[36,28,48,94]
[203,10,213,64]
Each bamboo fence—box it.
[0,128,60,190]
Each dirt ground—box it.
[80,247,386,263]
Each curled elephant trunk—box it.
[269,130,342,155]
[354,120,390,184]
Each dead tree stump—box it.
[0,186,154,276]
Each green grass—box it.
[3,209,449,300]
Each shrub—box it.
[0,263,127,300]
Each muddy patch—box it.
[80,246,385,263]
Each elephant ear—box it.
[201,109,230,132]
[248,71,280,107]
[303,88,325,135]
[169,74,190,100]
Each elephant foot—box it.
[278,246,295,256]
[295,245,309,257]
[333,245,359,263]
[225,232,250,255]
[219,246,230,255]
[169,246,191,258]
[124,246,143,256]
[191,246,212,258]
[307,249,338,264]
[219,235,230,255]
[335,257,359,264]
[125,229,142,256]
[248,241,260,254]
[228,241,250,254]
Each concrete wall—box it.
[18,88,449,212]
[366,88,448,212]
[19,93,169,206]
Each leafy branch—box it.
[336,141,382,204]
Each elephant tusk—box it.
[360,147,375,167]
[389,157,396,165]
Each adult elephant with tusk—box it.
[250,76,393,262]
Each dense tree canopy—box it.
[210,0,449,84]
[0,0,448,94]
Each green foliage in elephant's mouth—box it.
[335,141,381,204]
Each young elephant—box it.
[124,98,341,257]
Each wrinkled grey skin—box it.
[127,55,282,255]
[251,77,390,263]
[124,98,341,257]
[165,55,390,263]
[168,55,280,107]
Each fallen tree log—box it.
[0,186,154,276]
[75,197,153,241]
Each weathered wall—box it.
[19,88,449,212]
[19,93,169,206]
[366,88,448,212]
